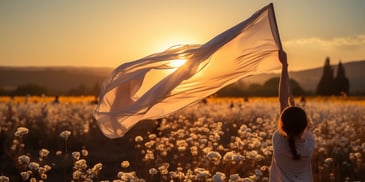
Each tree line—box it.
[0,57,351,97]
[0,83,100,97]
[217,57,350,97]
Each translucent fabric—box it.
[94,3,283,138]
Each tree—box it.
[11,84,48,96]
[216,83,245,97]
[316,57,335,96]
[316,57,350,96]
[334,61,349,96]
[262,77,305,97]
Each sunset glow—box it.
[0,0,364,71]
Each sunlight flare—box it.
[168,59,187,68]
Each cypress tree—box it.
[316,57,335,96]
[334,61,350,96]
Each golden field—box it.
[0,96,365,181]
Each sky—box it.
[1,0,365,71]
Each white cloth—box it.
[94,3,283,138]
[270,130,315,182]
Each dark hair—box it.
[279,106,308,160]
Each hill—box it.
[0,66,113,94]
[224,60,365,95]
[0,60,364,95]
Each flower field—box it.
[0,96,365,182]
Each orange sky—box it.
[1,0,365,71]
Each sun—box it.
[168,59,187,68]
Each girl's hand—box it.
[279,50,288,67]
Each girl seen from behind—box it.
[269,50,315,182]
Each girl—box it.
[269,51,315,181]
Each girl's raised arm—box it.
[278,50,290,112]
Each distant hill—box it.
[0,60,364,95]
[242,60,365,95]
[0,66,113,94]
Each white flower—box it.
[207,151,222,163]
[20,171,30,181]
[143,150,155,161]
[28,162,40,171]
[81,149,89,157]
[0,176,10,182]
[74,159,87,170]
[40,173,47,180]
[149,168,158,175]
[56,150,62,156]
[60,130,71,140]
[121,161,130,168]
[39,148,50,158]
[158,163,169,175]
[15,127,29,137]
[148,134,157,140]
[72,170,82,180]
[18,155,30,164]
[223,151,234,163]
[38,167,47,174]
[324,158,334,164]
[44,165,52,172]
[72,152,81,160]
[134,136,143,142]
[324,157,334,167]
[144,141,155,148]
[194,168,211,179]
[355,152,362,159]
[117,171,136,180]
[190,146,199,156]
[176,140,188,151]
[92,163,103,173]
[212,172,226,182]
[229,173,241,181]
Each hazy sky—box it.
[1,0,365,71]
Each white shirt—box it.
[270,130,315,182]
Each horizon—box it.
[1,58,364,72]
[1,0,365,71]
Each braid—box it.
[288,135,300,160]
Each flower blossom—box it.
[59,130,71,140]
[39,148,50,158]
[121,161,130,168]
[28,162,40,171]
[72,152,81,160]
[207,151,222,164]
[212,172,226,182]
[18,155,30,164]
[15,127,29,137]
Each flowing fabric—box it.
[94,3,283,138]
